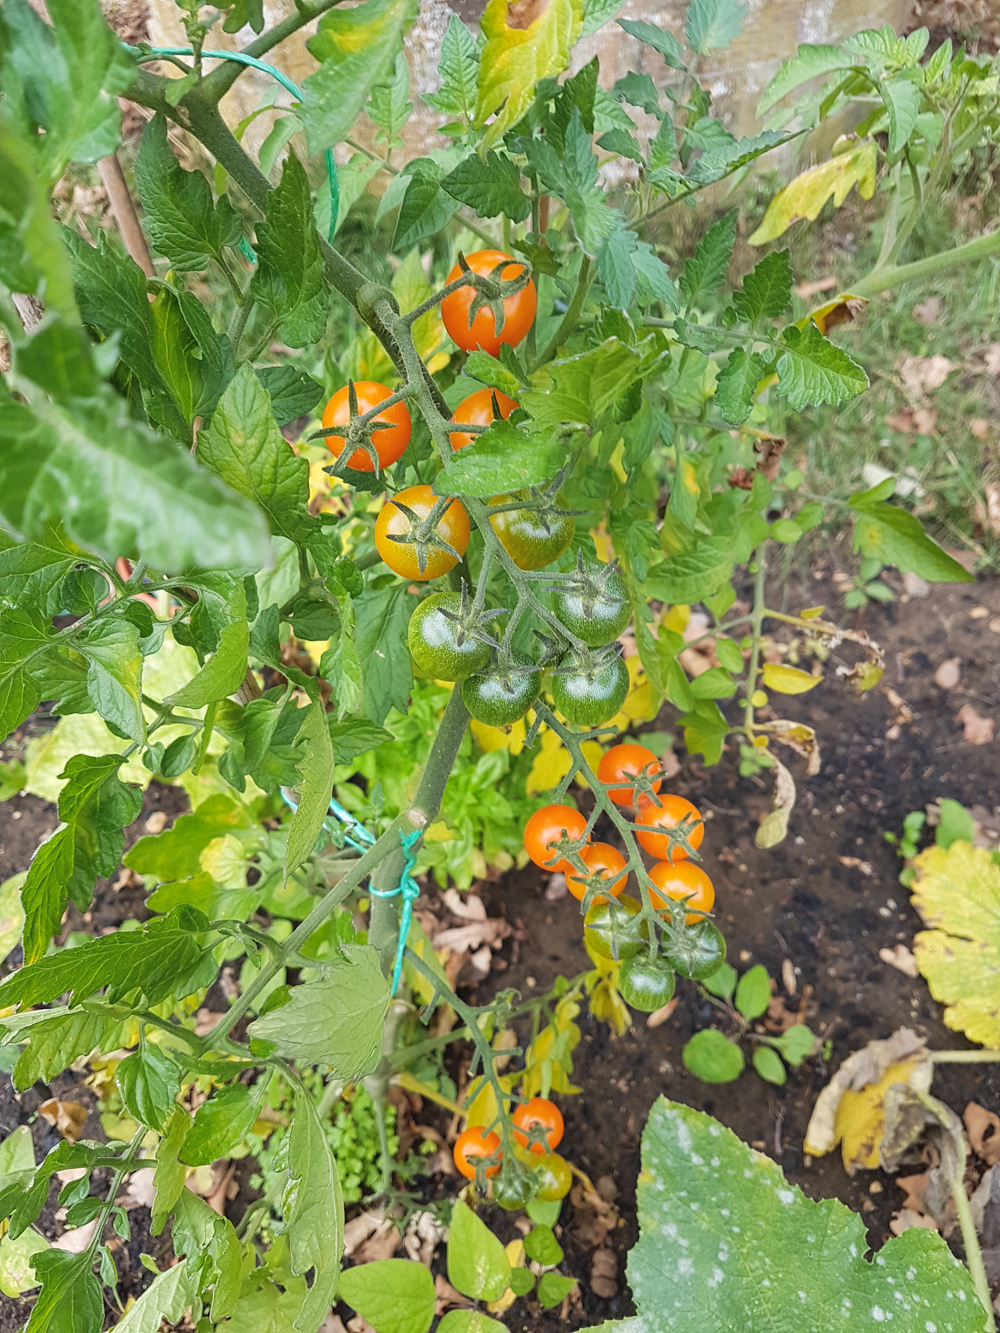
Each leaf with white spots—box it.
[587,1097,987,1333]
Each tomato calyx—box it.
[634,796,704,863]
[451,250,533,337]
[317,379,411,479]
[552,642,624,689]
[549,553,632,646]
[436,580,505,653]
[384,492,466,576]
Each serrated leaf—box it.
[117,1044,180,1131]
[475,0,584,149]
[250,152,328,349]
[338,1260,436,1333]
[464,350,524,399]
[881,73,923,153]
[135,115,242,271]
[0,392,269,574]
[302,0,416,155]
[111,1257,198,1333]
[581,0,624,37]
[393,161,460,250]
[684,130,787,185]
[22,1248,103,1333]
[617,17,685,67]
[151,1107,189,1236]
[849,484,974,583]
[424,15,480,122]
[759,44,864,115]
[167,580,248,709]
[256,366,324,427]
[285,1090,343,1330]
[248,944,389,1077]
[679,211,736,308]
[441,151,530,223]
[448,1199,511,1301]
[714,348,767,426]
[775,320,868,410]
[328,718,393,765]
[353,585,413,725]
[684,0,747,53]
[8,1010,123,1094]
[434,421,564,498]
[521,336,663,430]
[284,699,335,881]
[0,906,208,1011]
[591,1098,985,1333]
[77,617,144,742]
[733,250,793,323]
[181,1084,260,1165]
[749,141,877,245]
[912,842,1000,1048]
[644,537,734,603]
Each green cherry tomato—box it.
[550,651,629,727]
[492,1160,536,1210]
[530,1151,573,1202]
[552,563,632,647]
[583,894,647,961]
[407,592,492,682]
[462,654,539,728]
[663,920,728,980]
[619,956,676,1012]
[490,492,575,571]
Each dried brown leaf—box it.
[957,704,995,746]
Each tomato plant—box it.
[0,0,995,1323]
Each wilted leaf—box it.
[760,663,822,695]
[749,141,877,245]
[476,0,584,149]
[754,757,795,849]
[912,841,1000,1046]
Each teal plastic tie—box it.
[369,829,423,998]
[129,44,340,245]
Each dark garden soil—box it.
[1,567,999,1331]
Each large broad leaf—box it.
[256,366,324,427]
[248,943,389,1077]
[1,0,131,185]
[522,337,663,431]
[447,1200,511,1302]
[284,699,335,881]
[250,152,328,349]
[22,1249,103,1333]
[286,1089,344,1330]
[850,481,974,583]
[588,1097,986,1333]
[354,584,413,724]
[476,0,584,149]
[759,44,864,115]
[0,108,77,317]
[338,1260,436,1333]
[684,0,747,54]
[135,114,242,271]
[749,141,877,245]
[441,151,531,223]
[0,392,270,574]
[643,537,734,603]
[111,1258,199,1333]
[912,841,1000,1048]
[775,320,868,410]
[301,0,417,155]
[434,421,565,498]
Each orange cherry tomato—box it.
[647,860,715,923]
[321,381,411,473]
[635,795,705,862]
[565,842,628,904]
[449,387,518,450]
[596,743,662,808]
[374,484,470,582]
[441,250,537,356]
[453,1126,502,1179]
[512,1097,564,1155]
[524,805,588,874]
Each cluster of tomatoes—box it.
[525,743,719,1011]
[453,1095,571,1204]
[321,248,638,732]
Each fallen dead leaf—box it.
[899,353,955,397]
[957,704,995,746]
[52,1219,100,1254]
[120,1167,156,1210]
[839,856,874,877]
[764,994,801,1034]
[435,1273,474,1314]
[912,407,937,434]
[984,483,1000,537]
[879,944,919,978]
[144,810,168,835]
[970,418,990,439]
[793,276,837,299]
[934,657,961,690]
[902,572,930,597]
[782,957,797,996]
[645,997,678,1028]
[890,1208,940,1236]
[984,343,1000,376]
[39,1099,88,1142]
[590,1247,618,1299]
[545,873,568,902]
[886,409,916,433]
[913,297,941,325]
[965,1103,1000,1166]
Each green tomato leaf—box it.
[302,0,417,155]
[151,1108,190,1237]
[679,211,737,308]
[0,108,78,316]
[250,151,329,349]
[77,618,144,743]
[682,1029,745,1083]
[338,1259,436,1333]
[5,1010,125,1093]
[21,1249,102,1333]
[759,44,863,115]
[775,320,868,410]
[180,1084,261,1166]
[116,1044,180,1131]
[644,537,734,604]
[110,1257,199,1333]
[522,336,664,431]
[248,944,389,1078]
[135,114,242,271]
[849,483,974,583]
[617,17,685,68]
[441,151,531,223]
[328,718,393,765]
[688,667,737,700]
[424,15,480,123]
[447,1199,511,1302]
[588,1097,985,1333]
[684,130,787,186]
[434,421,565,498]
[285,698,336,881]
[684,0,747,52]
[581,0,625,38]
[734,963,771,1020]
[732,249,793,323]
[881,73,923,154]
[255,365,324,427]
[353,584,414,725]
[463,350,525,399]
[285,1086,344,1328]
[0,905,208,1011]
[714,349,767,426]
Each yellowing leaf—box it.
[798,293,868,336]
[573,739,606,790]
[760,663,822,695]
[912,842,1000,1048]
[590,522,614,563]
[749,141,877,245]
[832,1058,928,1171]
[471,713,531,754]
[476,0,584,149]
[198,833,247,886]
[661,605,690,635]
[424,820,456,843]
[523,994,582,1095]
[527,726,575,795]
